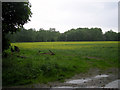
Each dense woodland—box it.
[7,27,119,42]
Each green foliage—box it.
[2,2,32,34]
[104,30,118,41]
[63,28,104,41]
[2,2,32,51]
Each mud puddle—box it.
[52,74,110,88]
[66,74,109,84]
[50,68,118,88]
[66,78,92,84]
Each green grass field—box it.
[2,41,119,86]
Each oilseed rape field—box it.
[3,41,119,86]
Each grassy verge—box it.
[2,41,119,86]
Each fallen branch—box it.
[49,50,55,55]
[38,50,55,55]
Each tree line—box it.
[7,27,119,42]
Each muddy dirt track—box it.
[26,68,119,88]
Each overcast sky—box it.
[23,0,119,33]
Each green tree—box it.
[63,27,104,41]
[2,2,32,51]
[104,30,118,41]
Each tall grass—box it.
[2,41,119,86]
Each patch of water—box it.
[52,86,74,88]
[86,86,101,88]
[66,74,109,84]
[94,74,109,78]
[66,78,91,84]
